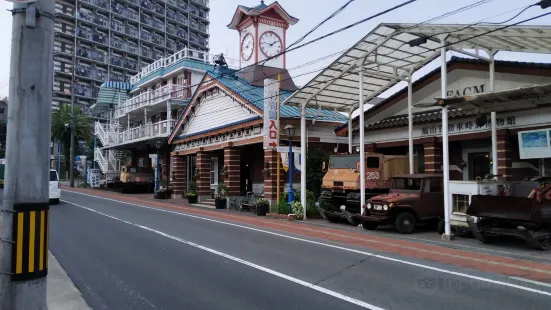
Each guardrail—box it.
[114,84,187,119]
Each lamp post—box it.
[155,140,162,195]
[284,125,296,210]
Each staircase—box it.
[94,148,122,178]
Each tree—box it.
[51,104,92,175]
[306,149,331,199]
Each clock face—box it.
[260,31,282,58]
[241,33,254,61]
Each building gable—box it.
[179,87,260,138]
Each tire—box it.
[362,222,378,231]
[395,212,417,234]
[50,199,60,205]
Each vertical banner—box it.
[263,79,279,150]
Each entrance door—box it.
[469,153,491,180]
[210,157,218,188]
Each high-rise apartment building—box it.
[53,0,210,120]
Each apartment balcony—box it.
[118,120,175,145]
[125,25,140,38]
[55,3,75,17]
[74,83,99,99]
[77,47,107,64]
[110,71,125,82]
[114,84,187,118]
[191,0,209,9]
[77,9,109,29]
[198,23,208,35]
[75,64,108,82]
[141,46,153,59]
[152,34,165,47]
[80,0,109,11]
[153,18,165,32]
[140,30,153,43]
[77,27,108,46]
[111,3,139,21]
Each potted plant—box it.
[186,180,198,204]
[262,162,271,177]
[255,198,269,216]
[215,183,228,209]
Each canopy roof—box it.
[284,23,551,112]
[428,82,551,112]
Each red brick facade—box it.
[196,152,211,198]
[172,156,187,198]
[424,139,442,173]
[224,148,241,196]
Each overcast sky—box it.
[0,0,550,100]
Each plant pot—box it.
[215,198,227,209]
[187,195,198,204]
[256,204,269,216]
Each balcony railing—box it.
[114,84,187,118]
[116,120,176,144]
[80,0,109,10]
[130,47,210,85]
[191,0,209,8]
[77,9,109,28]
[77,27,108,45]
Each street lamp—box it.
[155,140,162,195]
[284,125,296,209]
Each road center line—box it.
[63,200,384,310]
[61,192,551,297]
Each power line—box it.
[287,0,355,49]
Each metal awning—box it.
[284,23,551,112]
[430,82,551,112]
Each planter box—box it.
[215,198,227,209]
[256,204,269,216]
[187,195,198,204]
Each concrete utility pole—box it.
[0,0,55,309]
[69,8,77,187]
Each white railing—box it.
[94,148,108,173]
[130,47,210,85]
[114,120,176,145]
[95,122,109,147]
[108,150,121,172]
[114,84,187,119]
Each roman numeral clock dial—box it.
[260,31,282,58]
[241,33,254,61]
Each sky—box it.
[0,0,550,102]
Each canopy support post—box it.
[348,110,353,154]
[408,69,414,174]
[300,103,307,220]
[489,51,498,177]
[359,70,366,214]
[439,36,453,240]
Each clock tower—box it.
[228,1,299,69]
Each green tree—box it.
[306,149,331,199]
[51,104,92,174]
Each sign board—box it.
[518,128,551,159]
[263,79,279,150]
[276,146,300,153]
[89,169,101,188]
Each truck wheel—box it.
[361,222,378,231]
[396,212,416,234]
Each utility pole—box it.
[69,8,78,187]
[0,0,54,309]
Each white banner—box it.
[263,79,279,150]
[280,151,301,173]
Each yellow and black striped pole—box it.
[11,203,49,281]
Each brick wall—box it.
[172,155,187,198]
[224,148,241,196]
[196,152,211,199]
[424,139,442,173]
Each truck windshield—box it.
[329,155,359,169]
[392,178,422,191]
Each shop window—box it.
[210,157,218,186]
[452,194,469,213]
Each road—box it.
[49,190,551,310]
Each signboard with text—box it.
[263,79,279,150]
[89,169,101,188]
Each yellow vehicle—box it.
[317,153,417,224]
[120,166,154,183]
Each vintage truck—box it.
[107,165,155,194]
[355,174,444,234]
[316,153,416,224]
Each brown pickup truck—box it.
[355,174,444,234]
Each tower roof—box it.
[227,1,299,30]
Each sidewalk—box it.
[47,252,90,310]
[62,186,551,284]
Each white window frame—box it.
[210,157,218,187]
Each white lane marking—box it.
[509,277,551,289]
[61,192,551,297]
[62,200,385,310]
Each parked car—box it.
[356,174,444,234]
[49,169,61,204]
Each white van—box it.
[49,169,61,204]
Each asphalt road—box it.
[49,190,551,310]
